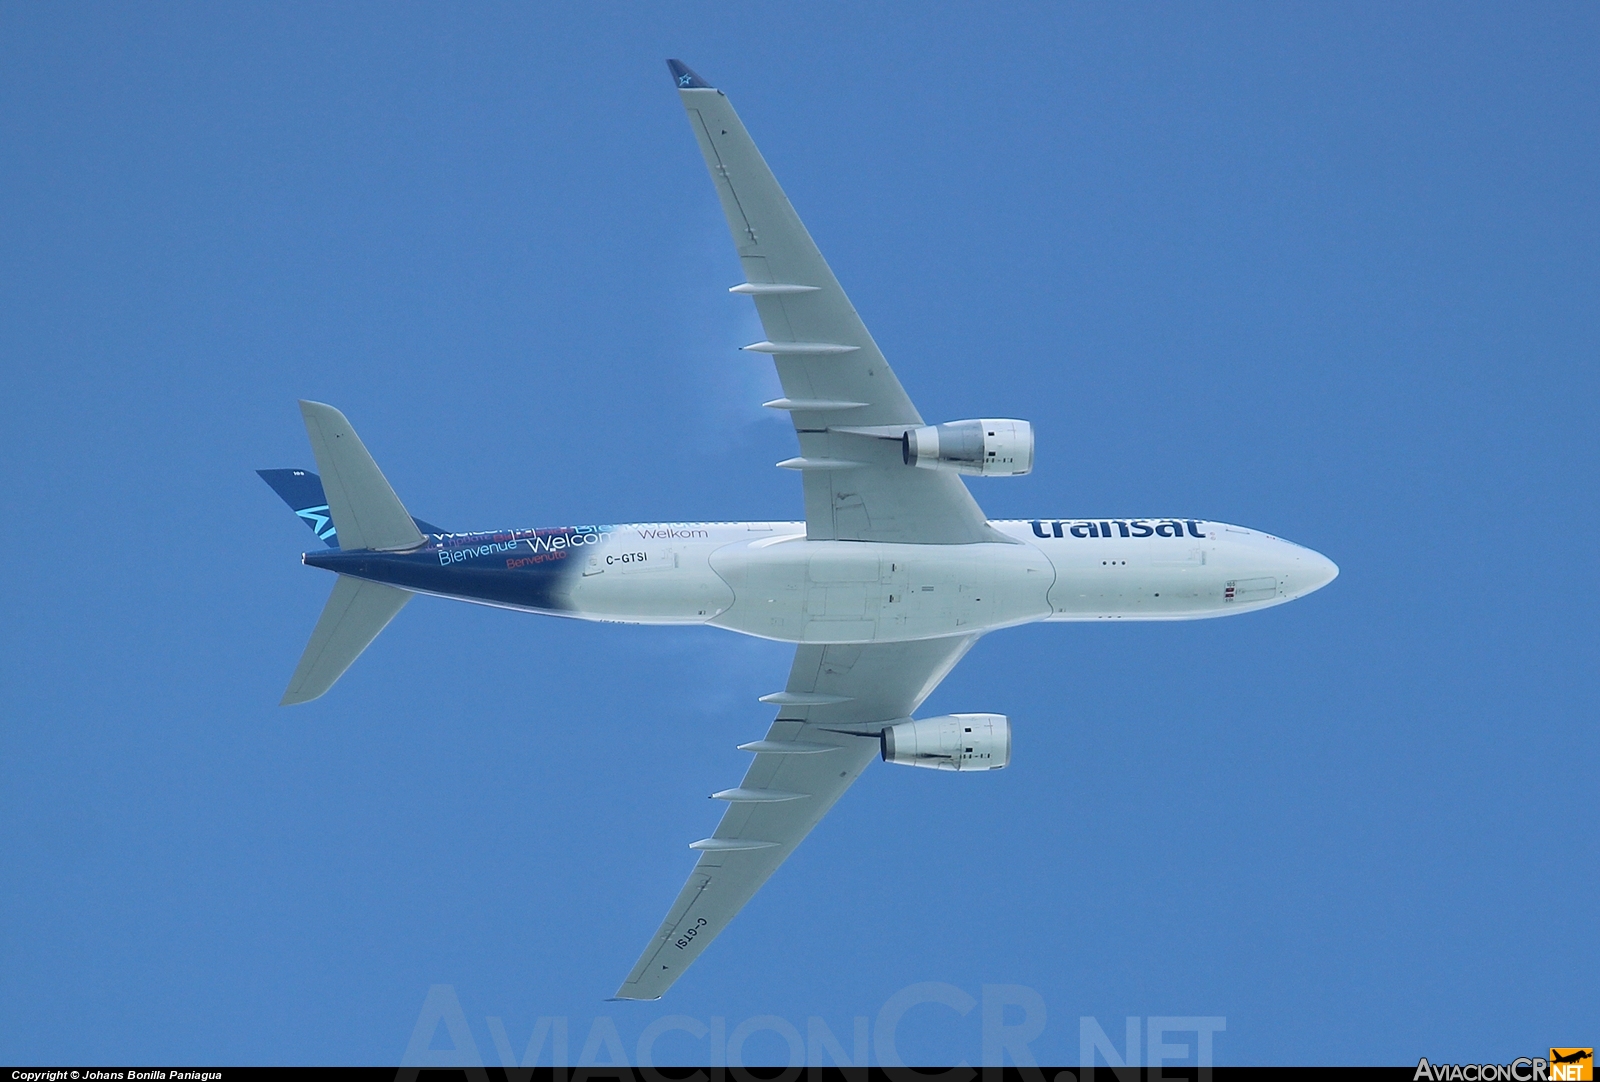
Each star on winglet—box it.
[666,59,713,89]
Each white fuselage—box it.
[551,517,1338,643]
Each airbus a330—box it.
[259,60,1337,1000]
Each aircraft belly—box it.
[707,539,1053,643]
[565,538,735,623]
[305,520,1320,632]
[1006,520,1323,620]
[1047,566,1223,617]
[1038,533,1220,617]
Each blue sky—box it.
[2,2,1596,1068]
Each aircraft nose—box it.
[1293,548,1339,596]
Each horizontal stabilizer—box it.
[298,402,425,552]
[281,575,412,705]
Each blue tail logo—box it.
[295,503,337,543]
[258,469,341,547]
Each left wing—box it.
[669,59,1002,546]
[615,634,980,1000]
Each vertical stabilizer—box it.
[281,575,412,705]
[298,401,425,552]
[257,469,341,547]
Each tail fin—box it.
[281,575,411,704]
[258,467,444,546]
[297,400,424,552]
[258,469,341,547]
[271,402,431,705]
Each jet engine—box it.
[879,713,1011,771]
[901,419,1033,476]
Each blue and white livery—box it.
[259,60,1337,1000]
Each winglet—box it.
[667,59,713,89]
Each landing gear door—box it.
[804,548,881,641]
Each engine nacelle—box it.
[902,419,1033,476]
[880,713,1011,771]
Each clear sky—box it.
[2,2,1596,1068]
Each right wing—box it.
[670,59,1001,546]
[614,633,981,1000]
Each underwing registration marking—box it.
[675,917,708,949]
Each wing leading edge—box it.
[669,59,1001,546]
[615,633,980,1000]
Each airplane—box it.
[258,59,1338,1001]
